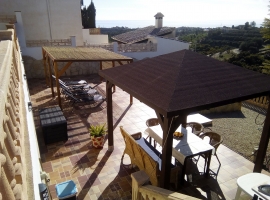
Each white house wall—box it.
[120,37,189,60]
[0,0,83,46]
[82,29,108,44]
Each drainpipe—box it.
[45,0,52,40]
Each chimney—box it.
[154,12,164,28]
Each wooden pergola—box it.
[99,49,270,189]
[42,46,133,108]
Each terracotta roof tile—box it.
[112,26,175,44]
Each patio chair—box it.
[65,90,104,106]
[52,75,88,86]
[186,122,204,136]
[197,131,223,175]
[60,82,96,98]
[145,118,159,148]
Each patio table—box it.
[144,125,213,185]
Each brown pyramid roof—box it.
[99,50,270,117]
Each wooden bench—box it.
[120,126,180,188]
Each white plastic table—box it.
[235,173,270,200]
[144,125,213,185]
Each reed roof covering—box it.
[42,46,132,62]
[100,49,270,117]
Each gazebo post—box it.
[100,61,103,82]
[53,62,62,109]
[112,61,116,92]
[159,116,173,189]
[254,98,270,172]
[106,80,114,151]
[158,113,186,188]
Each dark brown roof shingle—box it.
[100,50,270,117]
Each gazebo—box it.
[42,46,133,108]
[99,49,270,189]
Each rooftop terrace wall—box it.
[0,26,41,200]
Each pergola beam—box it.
[58,61,73,77]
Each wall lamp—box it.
[28,102,32,112]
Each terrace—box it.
[1,25,270,200]
[29,74,270,200]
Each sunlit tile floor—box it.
[29,74,269,200]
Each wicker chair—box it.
[145,118,159,147]
[186,122,204,136]
[146,118,159,127]
[197,131,223,174]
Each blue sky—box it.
[82,0,269,28]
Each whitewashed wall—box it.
[119,37,189,60]
[82,29,108,44]
[0,0,83,46]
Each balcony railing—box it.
[131,171,198,200]
[118,43,157,52]
[0,15,16,23]
[246,96,269,110]
[0,25,38,199]
[85,43,114,51]
[26,39,71,47]
[89,28,101,35]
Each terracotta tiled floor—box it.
[29,74,270,200]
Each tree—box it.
[81,0,96,29]
[261,9,270,74]
[250,21,256,28]
[244,22,249,30]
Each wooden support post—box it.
[112,61,116,92]
[106,81,114,151]
[53,62,62,109]
[254,98,270,172]
[48,58,54,97]
[42,49,48,86]
[130,95,133,105]
[159,116,173,189]
[99,61,103,82]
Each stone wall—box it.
[23,56,100,78]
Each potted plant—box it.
[89,124,107,148]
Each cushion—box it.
[55,180,77,199]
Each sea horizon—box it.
[96,19,264,29]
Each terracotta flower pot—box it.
[91,136,104,148]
